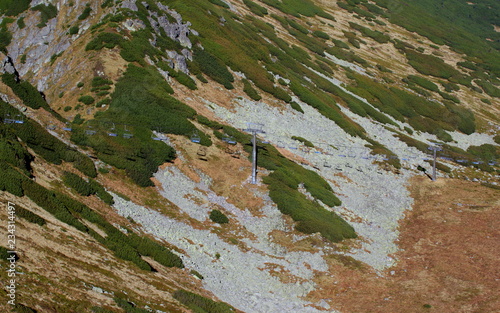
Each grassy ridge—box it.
[0,105,183,270]
[375,0,500,77]
[346,71,476,136]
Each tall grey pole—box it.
[244,123,265,185]
[432,148,437,181]
[428,144,442,182]
[251,132,257,184]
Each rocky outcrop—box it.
[121,0,138,11]
[1,56,20,81]
[145,5,196,74]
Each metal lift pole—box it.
[428,144,442,181]
[432,148,437,181]
[244,123,265,184]
[251,132,257,184]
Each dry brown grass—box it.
[308,176,500,313]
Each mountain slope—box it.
[0,0,499,312]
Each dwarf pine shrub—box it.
[209,209,229,224]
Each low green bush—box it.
[439,91,460,103]
[0,246,18,261]
[348,22,390,43]
[63,172,93,196]
[1,73,50,111]
[106,238,152,271]
[0,163,25,197]
[31,3,57,27]
[290,101,304,113]
[467,144,499,162]
[22,179,89,232]
[0,0,30,16]
[173,289,235,313]
[209,209,229,224]
[69,25,79,35]
[1,101,97,177]
[85,32,124,51]
[124,232,184,268]
[78,95,95,105]
[475,79,500,98]
[89,179,114,205]
[196,73,208,83]
[0,134,34,176]
[405,75,439,92]
[332,39,350,49]
[17,16,25,28]
[197,115,223,129]
[242,78,261,101]
[114,298,150,313]
[175,71,197,90]
[16,207,46,226]
[313,30,330,40]
[92,76,113,87]
[440,80,460,92]
[291,136,314,147]
[405,49,461,79]
[193,47,234,89]
[287,18,309,34]
[208,0,229,8]
[78,6,92,20]
[271,0,334,18]
[243,0,268,16]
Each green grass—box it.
[69,63,218,186]
[209,209,229,224]
[261,0,335,18]
[243,0,268,16]
[31,3,58,28]
[404,49,462,79]
[242,78,261,101]
[173,290,235,313]
[405,75,439,92]
[377,0,500,77]
[291,136,314,147]
[78,5,92,20]
[349,22,390,43]
[346,71,476,135]
[16,207,46,226]
[1,101,97,177]
[193,46,234,89]
[78,95,95,105]
[0,0,30,16]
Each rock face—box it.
[144,4,195,73]
[121,0,139,11]
[113,165,334,313]
[156,3,194,48]
[4,3,72,94]
[158,15,193,49]
[1,56,19,81]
